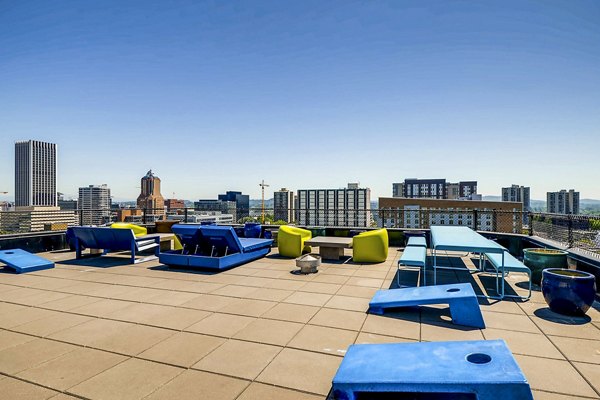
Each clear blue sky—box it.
[1,0,599,202]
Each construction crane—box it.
[259,180,270,224]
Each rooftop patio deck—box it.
[0,247,599,399]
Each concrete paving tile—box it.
[354,332,417,344]
[145,290,202,306]
[69,358,182,400]
[233,318,303,346]
[288,324,357,356]
[48,318,134,346]
[68,298,134,317]
[309,308,366,331]
[203,275,246,285]
[107,303,210,330]
[345,277,384,288]
[0,376,58,399]
[0,306,59,329]
[211,284,259,298]
[12,312,93,337]
[482,328,565,359]
[263,279,307,291]
[515,354,597,398]
[0,338,76,374]
[298,282,342,295]
[573,361,600,395]
[138,332,225,368]
[336,285,379,298]
[90,323,175,356]
[144,369,249,400]
[180,293,236,311]
[49,394,80,400]
[184,281,226,293]
[353,269,389,279]
[256,348,341,396]
[0,301,28,316]
[480,310,542,334]
[108,287,167,302]
[0,329,37,351]
[283,291,332,307]
[549,335,600,364]
[420,321,484,342]
[17,347,127,390]
[310,273,350,285]
[244,287,293,302]
[324,295,371,312]
[361,313,420,340]
[146,278,201,291]
[261,303,319,323]
[532,314,600,340]
[192,339,281,380]
[0,287,44,302]
[236,276,277,288]
[217,298,276,317]
[185,313,255,338]
[237,382,323,400]
[38,295,102,311]
[11,290,72,306]
[530,390,591,400]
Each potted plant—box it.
[523,248,568,284]
[541,268,596,315]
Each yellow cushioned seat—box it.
[110,222,147,237]
[352,228,389,263]
[278,225,312,258]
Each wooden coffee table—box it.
[305,236,353,260]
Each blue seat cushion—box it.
[238,237,274,252]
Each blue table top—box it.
[430,226,504,254]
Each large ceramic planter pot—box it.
[243,223,262,238]
[541,269,596,316]
[523,248,568,285]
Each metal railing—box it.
[530,213,600,257]
[1,206,598,256]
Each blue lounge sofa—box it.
[159,224,273,270]
[71,226,160,264]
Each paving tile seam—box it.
[532,388,600,400]
[0,372,87,400]
[517,302,600,398]
[2,279,383,314]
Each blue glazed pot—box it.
[541,268,596,316]
[244,223,262,238]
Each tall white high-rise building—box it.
[273,188,295,223]
[547,190,580,215]
[79,184,112,225]
[297,183,371,227]
[15,140,57,208]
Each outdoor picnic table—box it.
[430,226,508,299]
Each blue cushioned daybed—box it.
[159,225,273,270]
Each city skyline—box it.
[1,1,599,200]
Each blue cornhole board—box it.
[0,249,54,274]
[332,340,534,400]
[369,283,485,328]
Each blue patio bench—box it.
[332,339,534,400]
[406,236,427,247]
[71,226,160,264]
[159,224,273,270]
[483,244,532,300]
[397,245,428,285]
[369,282,485,328]
[0,249,54,273]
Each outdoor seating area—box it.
[0,227,598,399]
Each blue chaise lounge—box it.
[71,226,160,264]
[159,224,273,270]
